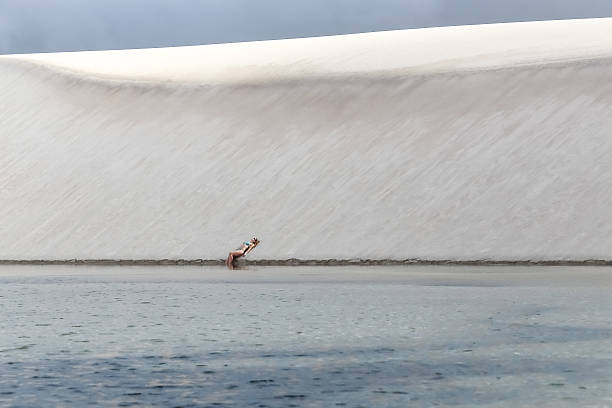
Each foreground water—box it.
[1,265,611,407]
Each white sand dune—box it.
[2,18,612,261]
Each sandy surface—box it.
[1,265,612,407]
[8,18,612,84]
[2,19,612,260]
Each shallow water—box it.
[1,265,612,407]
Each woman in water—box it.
[226,237,260,267]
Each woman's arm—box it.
[244,242,258,256]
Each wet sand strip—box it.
[1,258,612,266]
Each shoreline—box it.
[1,258,612,266]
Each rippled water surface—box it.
[1,265,612,407]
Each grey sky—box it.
[2,0,612,55]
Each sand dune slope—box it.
[2,19,612,260]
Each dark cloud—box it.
[1,0,612,55]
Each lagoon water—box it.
[1,265,612,407]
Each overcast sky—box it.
[2,0,612,55]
